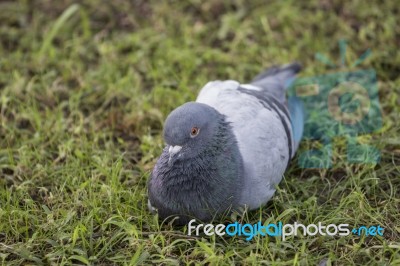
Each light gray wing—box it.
[196,80,293,209]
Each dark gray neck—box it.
[149,118,243,223]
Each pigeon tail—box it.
[251,62,302,87]
[250,62,301,104]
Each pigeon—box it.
[148,63,304,224]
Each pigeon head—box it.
[149,102,244,224]
[163,102,220,164]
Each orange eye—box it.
[190,127,200,137]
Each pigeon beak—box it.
[168,145,182,164]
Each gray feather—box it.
[148,103,243,224]
[250,62,301,104]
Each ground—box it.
[0,0,399,265]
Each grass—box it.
[0,0,399,265]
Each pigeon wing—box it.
[196,80,293,209]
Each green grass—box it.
[0,0,399,265]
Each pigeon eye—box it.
[190,127,200,137]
